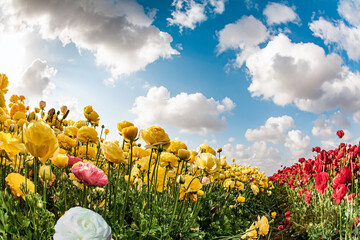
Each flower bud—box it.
[177,175,185,184]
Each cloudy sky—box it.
[1,0,360,175]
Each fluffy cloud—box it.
[130,86,235,134]
[1,0,178,79]
[246,33,342,107]
[284,130,311,160]
[312,115,334,139]
[294,68,360,113]
[338,0,360,26]
[331,111,351,128]
[310,0,360,61]
[263,2,299,25]
[217,15,268,66]
[310,18,360,61]
[245,115,294,144]
[223,142,281,175]
[167,0,227,32]
[16,59,57,97]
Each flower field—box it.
[0,72,359,239]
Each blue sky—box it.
[1,0,360,175]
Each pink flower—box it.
[67,155,83,167]
[201,177,211,185]
[336,130,344,139]
[71,162,108,187]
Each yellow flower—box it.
[74,120,87,128]
[87,110,100,123]
[236,181,245,191]
[166,140,187,155]
[237,196,245,203]
[160,152,178,168]
[0,132,25,156]
[13,111,26,121]
[132,146,150,159]
[251,184,259,196]
[139,126,170,149]
[51,154,69,168]
[195,153,220,174]
[101,140,125,164]
[271,212,277,218]
[83,105,93,115]
[5,173,34,200]
[216,147,222,153]
[241,222,257,239]
[23,120,59,163]
[179,175,202,201]
[0,73,9,94]
[257,216,269,236]
[122,126,138,141]
[223,178,235,189]
[78,145,97,159]
[39,165,53,181]
[57,133,77,149]
[65,126,78,137]
[77,126,98,143]
[0,91,5,108]
[104,129,109,135]
[117,120,134,132]
[178,149,190,161]
[199,144,216,155]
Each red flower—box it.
[336,130,344,139]
[331,184,348,204]
[332,166,351,189]
[315,172,329,194]
[284,211,291,217]
[298,158,305,163]
[304,160,313,175]
[284,217,291,228]
[278,225,284,230]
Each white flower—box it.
[54,207,111,240]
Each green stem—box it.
[120,140,134,227]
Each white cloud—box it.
[217,15,268,52]
[312,115,334,139]
[223,141,282,175]
[1,0,178,79]
[16,59,57,97]
[263,2,299,25]
[217,16,269,67]
[245,115,294,144]
[246,34,342,107]
[130,86,235,134]
[228,137,235,142]
[310,17,360,61]
[338,0,360,27]
[331,111,351,128]
[294,68,360,114]
[284,130,311,159]
[167,0,227,32]
[353,111,360,123]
